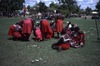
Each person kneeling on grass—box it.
[51,31,71,51]
[8,23,22,40]
[34,24,42,41]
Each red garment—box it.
[56,19,63,32]
[59,43,70,50]
[71,32,85,45]
[8,25,21,38]
[8,25,15,36]
[41,19,50,33]
[35,28,42,40]
[22,19,32,34]
[46,27,53,39]
[72,36,80,44]
[80,33,85,44]
[13,32,21,38]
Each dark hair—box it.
[61,29,66,35]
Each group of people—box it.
[8,15,63,41]
[8,15,85,51]
[52,21,85,51]
[8,18,34,41]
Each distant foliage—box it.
[96,0,100,15]
[0,0,25,17]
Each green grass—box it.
[0,17,100,66]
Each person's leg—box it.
[26,33,30,41]
[57,46,62,52]
[52,44,59,50]
[43,32,47,41]
[57,32,60,38]
[22,33,30,41]
[52,31,55,38]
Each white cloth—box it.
[61,34,71,42]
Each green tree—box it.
[75,5,81,13]
[27,5,31,11]
[96,0,100,15]
[85,7,92,15]
[58,0,78,16]
[0,0,25,17]
[37,1,48,13]
[49,1,59,12]
[79,9,85,14]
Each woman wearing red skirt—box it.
[55,16,63,38]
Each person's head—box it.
[67,21,71,24]
[15,22,19,25]
[61,29,66,35]
[36,27,39,30]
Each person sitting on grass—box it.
[51,30,71,51]
[77,30,85,47]
[70,30,85,48]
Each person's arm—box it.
[56,37,63,45]
[63,35,71,42]
[63,38,71,42]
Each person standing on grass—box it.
[50,20,56,38]
[22,18,34,41]
[55,15,63,38]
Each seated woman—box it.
[70,30,85,48]
[78,31,85,47]
[51,31,71,51]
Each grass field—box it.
[0,17,100,66]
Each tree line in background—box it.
[96,0,100,15]
[27,0,83,17]
[0,0,100,17]
[0,0,25,17]
[27,0,93,17]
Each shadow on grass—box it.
[31,37,36,41]
[53,36,60,39]
[7,38,14,40]
[7,38,29,42]
[31,37,47,42]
